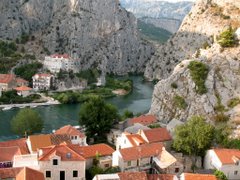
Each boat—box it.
[19,106,25,109]
[31,105,37,108]
[2,106,12,111]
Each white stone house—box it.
[32,73,54,91]
[38,144,85,180]
[112,143,177,173]
[44,54,80,73]
[204,149,240,180]
[14,86,32,97]
[54,125,87,146]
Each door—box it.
[60,171,65,180]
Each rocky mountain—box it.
[148,0,240,136]
[0,0,153,75]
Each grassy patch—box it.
[188,61,209,94]
[227,98,240,108]
[173,95,187,110]
[217,27,237,47]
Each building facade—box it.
[44,54,80,73]
[32,74,54,91]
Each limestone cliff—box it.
[149,0,240,136]
[145,0,240,80]
[0,0,153,74]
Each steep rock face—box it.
[144,0,240,80]
[0,0,153,74]
[149,0,240,136]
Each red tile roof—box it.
[70,143,115,159]
[142,128,172,143]
[16,167,44,180]
[119,143,164,161]
[147,174,175,180]
[213,149,240,165]
[39,144,85,161]
[0,138,29,155]
[0,167,22,179]
[183,173,217,180]
[118,172,147,180]
[129,115,157,126]
[50,54,70,59]
[0,74,15,84]
[126,134,146,147]
[55,125,85,138]
[16,78,28,83]
[0,147,21,162]
[14,86,32,91]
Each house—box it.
[0,147,21,168]
[148,174,177,180]
[204,149,240,180]
[70,143,115,169]
[93,171,148,180]
[54,125,87,146]
[26,134,71,153]
[44,54,80,73]
[179,173,217,180]
[116,132,146,150]
[14,86,32,97]
[129,115,157,126]
[139,127,172,150]
[112,143,177,173]
[38,144,85,180]
[16,77,29,87]
[0,167,44,180]
[107,128,122,146]
[32,73,54,91]
[0,138,29,155]
[0,74,17,91]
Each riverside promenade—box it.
[0,100,60,110]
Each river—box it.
[0,76,154,141]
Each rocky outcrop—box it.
[0,0,153,75]
[144,0,240,80]
[149,0,240,136]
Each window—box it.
[175,168,179,173]
[73,170,78,177]
[46,171,51,178]
[234,171,238,175]
[75,136,77,139]
[105,164,110,168]
[53,159,58,165]
[236,161,239,166]
[127,161,131,167]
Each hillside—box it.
[148,0,240,137]
[0,0,153,75]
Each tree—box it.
[79,96,118,142]
[11,108,43,136]
[214,170,227,180]
[173,116,214,157]
[217,27,236,47]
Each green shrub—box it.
[214,170,227,180]
[149,124,161,129]
[227,98,240,108]
[217,27,236,47]
[173,95,187,110]
[188,61,209,94]
[77,69,100,84]
[171,82,178,89]
[214,113,229,122]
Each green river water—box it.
[0,76,154,141]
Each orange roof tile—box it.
[55,125,85,138]
[16,78,28,83]
[0,138,29,155]
[16,167,44,180]
[0,147,21,162]
[119,143,164,161]
[14,86,32,91]
[0,74,15,84]
[28,134,71,152]
[118,172,147,180]
[0,167,22,179]
[147,174,175,180]
[39,144,85,161]
[129,115,157,126]
[142,128,172,143]
[70,143,115,159]
[183,173,217,180]
[213,149,240,165]
[50,54,70,59]
[126,134,146,146]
